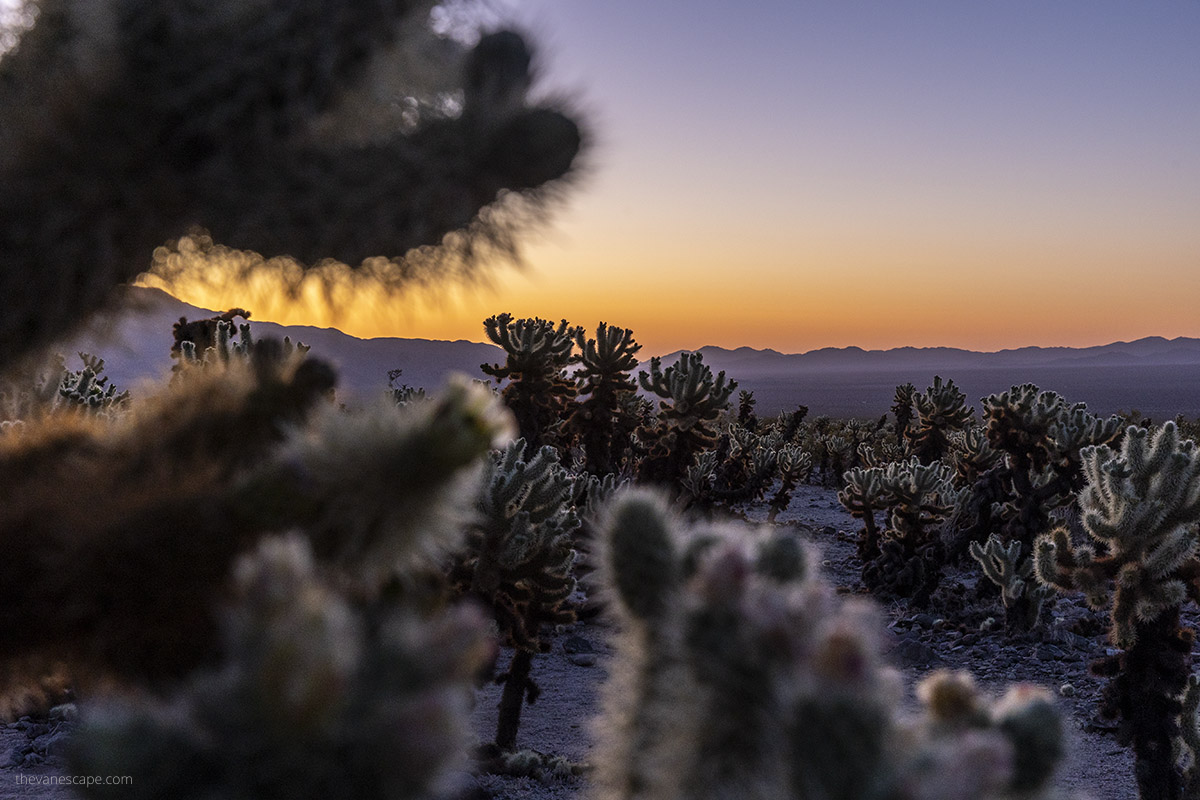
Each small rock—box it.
[563,635,597,666]
[566,653,597,667]
[562,635,595,655]
[819,525,837,537]
[1059,683,1076,697]
[48,703,78,723]
[887,636,941,668]
[911,613,937,630]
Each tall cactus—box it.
[636,352,736,488]
[1035,422,1200,800]
[566,322,643,476]
[593,489,1066,800]
[908,376,972,464]
[450,438,578,751]
[481,314,581,448]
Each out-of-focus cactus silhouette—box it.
[593,489,1066,800]
[1035,422,1200,800]
[69,534,496,800]
[481,313,581,448]
[0,0,584,370]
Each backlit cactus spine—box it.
[566,322,643,476]
[908,376,972,464]
[1035,422,1200,800]
[636,352,736,488]
[481,314,581,449]
[451,438,579,751]
[593,489,1066,800]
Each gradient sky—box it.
[159,1,1200,355]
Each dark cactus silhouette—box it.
[481,314,581,449]
[636,352,736,488]
[565,322,643,476]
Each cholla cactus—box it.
[766,444,811,523]
[1034,422,1200,800]
[69,535,494,800]
[969,533,1051,631]
[56,353,130,415]
[566,322,643,476]
[909,376,972,464]
[593,489,1066,800]
[0,2,584,370]
[958,385,1122,626]
[450,438,578,751]
[892,381,916,443]
[481,314,581,448]
[636,352,736,488]
[736,389,758,433]
[843,458,960,605]
[838,464,892,563]
[174,314,309,370]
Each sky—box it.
[158,1,1200,354]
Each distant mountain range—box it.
[62,287,503,404]
[53,287,1200,419]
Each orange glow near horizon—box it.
[141,3,1200,358]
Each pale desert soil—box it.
[1,485,1141,799]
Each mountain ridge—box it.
[47,287,1200,418]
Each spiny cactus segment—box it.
[450,437,579,751]
[566,322,643,475]
[482,314,582,448]
[1034,422,1200,800]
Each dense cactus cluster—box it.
[4,3,1189,798]
[593,489,1066,800]
[839,457,962,605]
[959,386,1124,627]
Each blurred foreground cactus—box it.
[1035,422,1200,800]
[0,0,584,370]
[70,535,495,800]
[594,489,1066,800]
